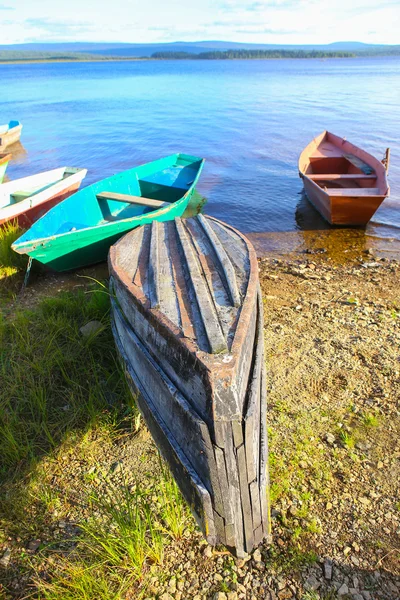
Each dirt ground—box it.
[1,233,399,599]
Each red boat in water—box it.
[299,131,389,226]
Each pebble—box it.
[213,593,227,600]
[304,574,320,591]
[27,539,41,553]
[323,558,332,580]
[0,547,11,567]
[325,432,336,445]
[338,583,349,596]
[253,548,262,562]
[203,545,213,558]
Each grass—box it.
[0,280,194,599]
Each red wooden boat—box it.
[299,131,389,226]
[0,166,87,228]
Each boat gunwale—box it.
[1,167,88,227]
[109,215,259,378]
[12,157,205,252]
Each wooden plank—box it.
[245,290,263,483]
[175,217,227,355]
[308,173,376,181]
[214,446,236,547]
[112,277,212,426]
[112,299,217,495]
[232,420,244,448]
[111,313,216,545]
[237,444,254,553]
[250,480,262,531]
[223,427,245,556]
[197,214,241,307]
[97,191,167,208]
[213,511,226,543]
[148,221,160,308]
[328,187,381,196]
[259,357,270,538]
[253,524,264,547]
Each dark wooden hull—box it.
[299,131,389,226]
[109,216,270,557]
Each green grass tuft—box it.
[0,220,27,269]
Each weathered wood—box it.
[237,444,254,552]
[111,312,217,545]
[109,215,270,557]
[214,445,236,547]
[197,214,241,307]
[97,191,168,208]
[148,221,160,308]
[112,297,217,495]
[245,289,263,483]
[175,217,227,354]
[250,480,262,532]
[259,357,270,538]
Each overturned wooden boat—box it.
[299,131,389,226]
[12,153,204,272]
[109,215,270,557]
[0,153,12,184]
[0,121,22,150]
[0,166,87,228]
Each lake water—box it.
[2,57,400,250]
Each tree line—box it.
[151,50,357,60]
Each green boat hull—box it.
[13,153,204,272]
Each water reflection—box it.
[294,190,331,231]
[7,141,28,164]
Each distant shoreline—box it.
[0,56,357,65]
[0,57,145,65]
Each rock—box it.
[159,594,174,600]
[325,432,335,445]
[253,548,262,562]
[213,593,227,600]
[361,592,371,600]
[227,593,238,600]
[110,460,123,473]
[0,547,11,567]
[323,558,333,580]
[304,575,320,591]
[79,320,103,337]
[203,545,213,558]
[338,583,349,596]
[351,594,363,600]
[27,539,41,553]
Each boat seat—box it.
[328,187,381,196]
[308,173,376,181]
[96,191,169,208]
[10,191,31,203]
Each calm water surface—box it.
[2,57,400,245]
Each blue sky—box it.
[1,0,399,45]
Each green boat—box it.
[12,153,205,272]
[0,153,12,183]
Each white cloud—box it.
[1,0,399,45]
